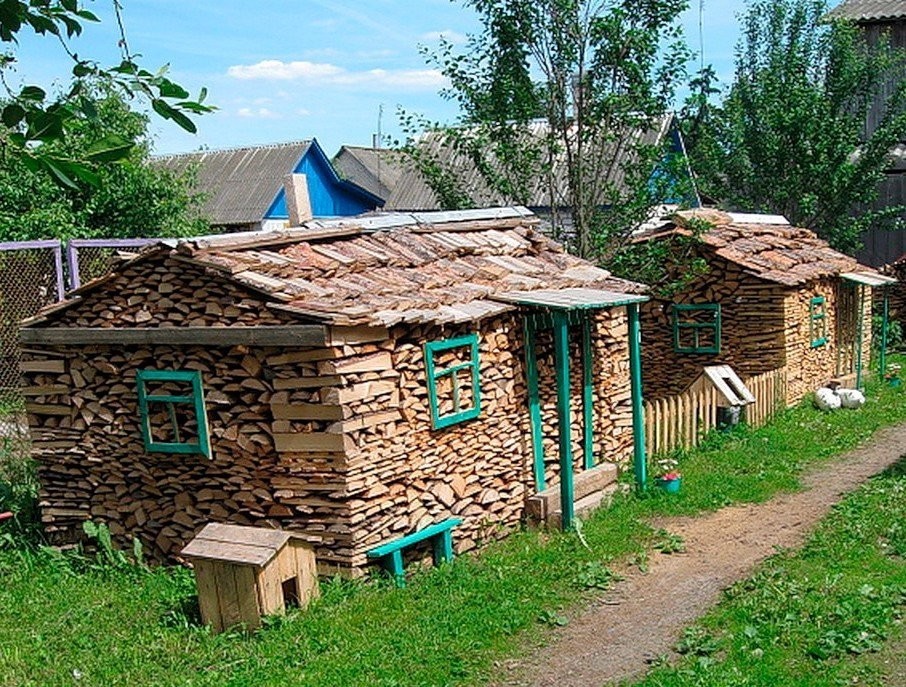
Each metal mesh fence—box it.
[0,242,64,510]
[67,239,155,290]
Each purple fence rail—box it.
[66,238,158,291]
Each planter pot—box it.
[655,477,682,494]
[887,377,902,388]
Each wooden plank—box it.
[19,325,327,346]
[273,375,341,390]
[182,539,276,567]
[327,325,389,345]
[266,348,342,366]
[193,559,224,633]
[318,351,393,375]
[256,566,283,616]
[233,564,262,629]
[273,432,349,453]
[19,359,65,373]
[293,543,320,608]
[25,403,69,416]
[21,384,69,396]
[270,403,344,421]
[193,522,291,551]
[321,380,396,404]
[214,563,243,630]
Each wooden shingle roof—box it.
[635,209,882,286]
[42,208,646,329]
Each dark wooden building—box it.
[20,207,649,574]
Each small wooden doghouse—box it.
[181,522,318,632]
[634,210,895,405]
[20,207,649,574]
[688,365,755,427]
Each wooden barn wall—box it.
[889,261,906,327]
[854,174,906,268]
[639,254,788,400]
[22,341,359,567]
[782,278,873,405]
[337,311,634,569]
[861,21,906,138]
[26,285,635,574]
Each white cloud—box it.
[296,108,311,116]
[228,60,343,80]
[237,107,281,119]
[420,29,467,44]
[227,60,446,91]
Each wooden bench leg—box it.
[432,530,454,565]
[385,549,405,587]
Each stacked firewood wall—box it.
[53,256,294,328]
[783,279,843,404]
[640,256,788,399]
[335,311,634,569]
[889,261,906,328]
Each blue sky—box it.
[12,0,749,156]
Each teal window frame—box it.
[809,296,828,348]
[136,369,211,458]
[423,334,481,429]
[673,303,721,354]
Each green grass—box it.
[624,457,906,687]
[1,371,906,687]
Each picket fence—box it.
[644,367,788,457]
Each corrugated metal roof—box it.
[332,146,407,201]
[634,208,885,286]
[154,141,311,226]
[385,115,674,211]
[826,0,906,22]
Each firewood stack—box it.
[20,208,644,573]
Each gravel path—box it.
[493,421,906,687]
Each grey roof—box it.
[826,0,906,22]
[154,141,311,226]
[332,145,407,201]
[385,115,674,212]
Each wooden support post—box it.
[856,285,865,389]
[553,310,575,530]
[628,303,647,492]
[524,314,546,491]
[581,312,595,470]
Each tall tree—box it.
[683,0,906,254]
[0,0,212,187]
[0,88,207,240]
[410,0,690,261]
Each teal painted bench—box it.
[366,517,462,585]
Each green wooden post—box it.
[581,312,595,470]
[627,303,647,492]
[524,314,546,491]
[553,310,575,530]
[880,288,890,377]
[856,285,865,390]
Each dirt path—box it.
[495,422,906,687]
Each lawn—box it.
[1,372,905,687]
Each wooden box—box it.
[181,522,319,632]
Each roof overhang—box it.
[841,271,897,287]
[492,287,649,311]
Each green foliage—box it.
[0,1,212,186]
[410,0,692,261]
[682,0,906,254]
[0,89,208,240]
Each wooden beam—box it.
[19,325,327,347]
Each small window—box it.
[136,369,211,458]
[673,303,721,354]
[809,296,828,348]
[423,334,481,429]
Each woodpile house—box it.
[634,209,894,404]
[20,207,649,574]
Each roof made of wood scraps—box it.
[36,207,646,329]
[826,0,906,22]
[385,115,674,212]
[634,209,885,287]
[154,141,311,226]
